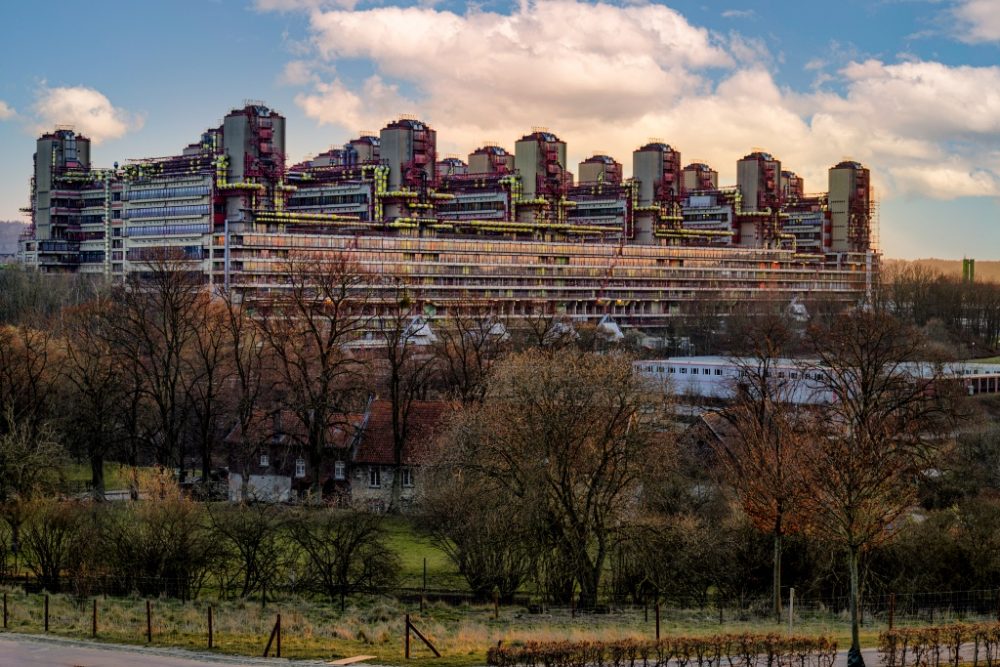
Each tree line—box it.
[0,256,994,666]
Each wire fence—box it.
[7,569,1000,627]
[3,584,1000,662]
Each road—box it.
[0,632,978,667]
[0,633,372,667]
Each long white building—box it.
[636,356,1000,404]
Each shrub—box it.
[486,633,837,667]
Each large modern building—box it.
[17,103,877,327]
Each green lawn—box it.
[60,462,131,492]
[381,516,467,591]
[969,355,1000,364]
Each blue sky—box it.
[1,0,998,259]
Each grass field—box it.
[0,589,903,665]
[381,517,467,591]
[61,462,131,492]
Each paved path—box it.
[0,633,383,667]
[0,632,977,667]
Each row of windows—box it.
[642,364,832,382]
[127,186,210,201]
[80,251,105,264]
[125,205,210,219]
[663,366,724,376]
[125,223,211,237]
[242,233,852,266]
[288,194,369,207]
[81,212,122,224]
[126,246,204,261]
[258,455,413,488]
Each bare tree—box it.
[437,348,672,606]
[432,308,510,405]
[802,309,958,660]
[255,254,370,496]
[218,288,274,501]
[105,251,203,476]
[208,501,290,602]
[286,507,399,608]
[185,295,230,486]
[0,323,60,441]
[60,299,129,499]
[371,281,439,512]
[421,469,535,601]
[712,313,809,621]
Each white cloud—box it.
[32,86,142,144]
[0,101,14,120]
[721,9,755,19]
[305,1,731,129]
[953,0,1000,43]
[267,1,1000,201]
[887,164,1000,199]
[296,75,413,132]
[279,60,321,86]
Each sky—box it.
[1,0,999,260]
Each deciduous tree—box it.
[803,309,958,659]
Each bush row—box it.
[487,634,838,667]
[880,622,1000,667]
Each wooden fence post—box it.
[146,600,152,643]
[655,600,660,641]
[263,613,281,657]
[208,605,213,649]
[788,588,795,634]
[404,614,440,659]
[92,599,97,638]
[44,594,48,632]
[889,593,896,630]
[3,592,7,629]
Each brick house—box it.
[226,398,453,507]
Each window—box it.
[703,369,710,375]
[691,368,699,375]
[334,461,346,480]
[668,367,676,374]
[295,458,306,478]
[259,453,269,467]
[368,466,381,488]
[680,367,688,374]
[401,467,414,488]
[714,369,722,376]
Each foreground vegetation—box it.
[0,589,913,665]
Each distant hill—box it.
[883,257,1000,283]
[0,221,25,257]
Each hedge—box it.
[487,633,838,667]
[880,623,1000,667]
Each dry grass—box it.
[0,589,945,666]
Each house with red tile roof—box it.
[225,398,454,508]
